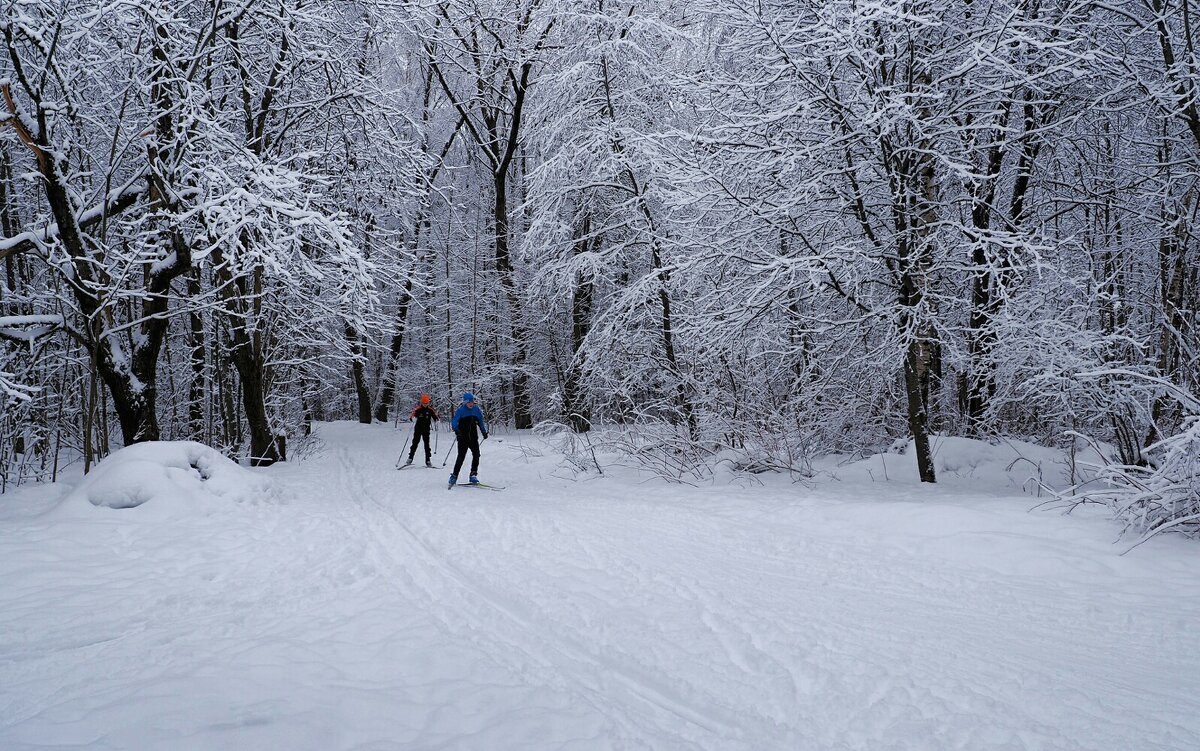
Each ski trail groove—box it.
[324,448,649,742]
[332,446,751,748]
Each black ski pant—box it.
[452,430,480,477]
[408,425,432,462]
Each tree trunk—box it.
[187,270,206,442]
[564,217,594,433]
[493,171,533,429]
[100,365,160,446]
[898,234,937,484]
[374,278,413,423]
[966,249,997,431]
[215,334,242,456]
[1146,193,1191,447]
[212,247,280,466]
[231,345,280,466]
[903,338,937,483]
[347,323,373,425]
[651,238,698,442]
[896,145,939,484]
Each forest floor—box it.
[2,421,1199,750]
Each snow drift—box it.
[54,441,273,519]
[830,435,1104,494]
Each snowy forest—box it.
[6,2,1200,748]
[1,0,1198,534]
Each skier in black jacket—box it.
[405,394,439,467]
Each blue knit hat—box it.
[462,392,475,403]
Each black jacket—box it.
[410,405,438,430]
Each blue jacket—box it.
[451,403,487,437]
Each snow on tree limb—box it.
[0,175,148,262]
[0,314,64,343]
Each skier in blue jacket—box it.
[449,392,488,486]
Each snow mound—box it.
[833,435,1103,492]
[54,441,273,519]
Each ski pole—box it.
[441,435,457,467]
[395,431,412,467]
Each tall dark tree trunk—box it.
[187,270,206,442]
[493,170,534,429]
[564,217,595,433]
[1146,191,1192,447]
[966,149,1002,432]
[347,323,372,425]
[201,16,294,465]
[232,348,281,465]
[965,274,997,430]
[903,337,937,483]
[1145,0,1200,446]
[898,239,937,484]
[102,14,195,446]
[374,279,412,423]
[0,147,24,312]
[212,247,280,466]
[234,345,279,465]
[895,148,939,484]
[650,238,698,442]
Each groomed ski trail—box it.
[332,446,748,747]
[295,423,1200,750]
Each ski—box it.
[459,483,505,491]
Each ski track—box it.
[350,446,758,743]
[336,448,750,748]
[1,421,1199,750]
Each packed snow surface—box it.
[2,422,1198,750]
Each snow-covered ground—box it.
[2,422,1199,750]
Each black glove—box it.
[482,431,489,440]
